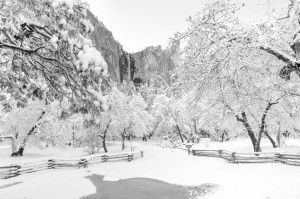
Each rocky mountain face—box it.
[87,10,123,82]
[132,45,178,84]
[87,11,177,84]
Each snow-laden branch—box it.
[259,45,297,66]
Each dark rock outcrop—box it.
[87,11,122,82]
[132,45,178,84]
[87,11,178,84]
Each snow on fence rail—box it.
[0,150,143,179]
[191,149,300,166]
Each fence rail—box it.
[191,149,300,166]
[0,150,143,179]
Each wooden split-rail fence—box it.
[0,150,143,179]
[191,149,300,166]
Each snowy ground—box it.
[193,138,300,153]
[1,139,300,199]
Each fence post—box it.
[85,159,89,168]
[128,154,133,162]
[276,153,281,163]
[186,144,192,155]
[9,164,12,179]
[9,164,17,178]
[102,155,108,162]
[79,158,88,168]
[16,165,21,177]
[232,152,237,163]
[48,159,54,169]
[218,150,223,158]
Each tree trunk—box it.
[182,134,189,143]
[236,112,261,152]
[72,131,75,147]
[277,130,281,147]
[241,112,261,152]
[235,100,278,153]
[127,135,131,141]
[142,134,147,141]
[221,132,226,142]
[148,132,154,139]
[122,133,125,151]
[256,102,278,151]
[193,118,197,135]
[276,121,282,147]
[101,121,111,153]
[128,53,131,82]
[11,111,46,157]
[12,147,24,157]
[102,137,107,153]
[176,125,184,143]
[264,130,277,148]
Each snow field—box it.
[0,139,300,199]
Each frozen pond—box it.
[82,175,219,199]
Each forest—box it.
[0,0,300,156]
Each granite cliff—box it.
[132,45,179,84]
[87,11,178,84]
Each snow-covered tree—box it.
[81,85,152,152]
[36,100,87,149]
[172,0,300,151]
[2,100,45,156]
[249,0,300,81]
[152,94,193,144]
[127,93,153,139]
[173,0,300,82]
[0,0,108,112]
[139,73,171,112]
[108,87,152,150]
[61,112,85,147]
[2,99,75,156]
[82,112,112,154]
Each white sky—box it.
[86,0,289,53]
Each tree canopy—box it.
[0,0,108,112]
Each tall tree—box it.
[0,0,108,112]
[2,100,72,156]
[152,94,192,144]
[172,0,300,151]
[109,87,152,150]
